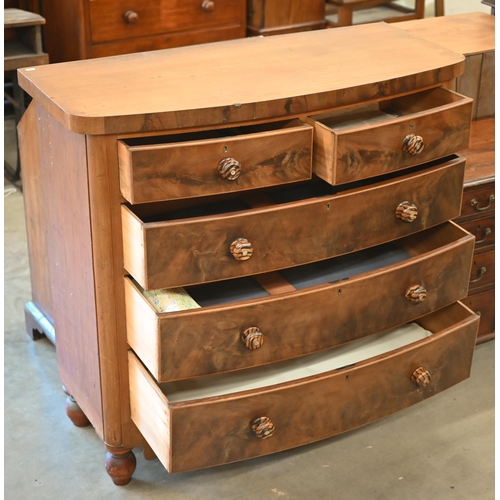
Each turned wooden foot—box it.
[105,448,137,486]
[64,393,91,427]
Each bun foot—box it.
[105,448,137,486]
[65,395,91,427]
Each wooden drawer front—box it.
[309,87,472,185]
[118,120,313,204]
[128,302,479,473]
[462,289,495,341]
[90,0,245,43]
[89,24,246,59]
[469,250,495,292]
[125,222,475,382]
[460,182,495,219]
[458,216,495,250]
[122,156,465,290]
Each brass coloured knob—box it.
[218,157,241,181]
[241,327,264,350]
[396,201,418,222]
[402,134,425,155]
[412,367,431,387]
[230,238,253,261]
[405,284,427,304]
[252,416,275,439]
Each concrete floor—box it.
[4,101,495,500]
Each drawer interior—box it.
[161,322,433,402]
[310,87,467,131]
[155,301,474,403]
[132,222,468,312]
[120,119,307,148]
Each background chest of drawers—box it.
[395,12,495,343]
[37,0,247,62]
[18,24,479,485]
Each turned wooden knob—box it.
[241,327,264,350]
[412,367,431,387]
[124,10,139,24]
[230,237,253,261]
[396,201,418,222]
[218,157,241,181]
[252,416,275,439]
[405,284,427,303]
[402,134,425,155]
[202,0,215,11]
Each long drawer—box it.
[128,302,479,473]
[122,156,466,290]
[90,0,245,43]
[308,87,472,185]
[125,222,475,382]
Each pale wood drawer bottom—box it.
[129,302,479,473]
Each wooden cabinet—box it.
[455,118,495,343]
[247,0,326,36]
[17,23,478,485]
[39,0,246,62]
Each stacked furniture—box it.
[18,24,479,485]
[4,8,48,181]
[37,0,247,62]
[395,12,495,343]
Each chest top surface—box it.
[18,22,465,135]
[395,12,495,56]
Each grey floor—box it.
[4,104,495,500]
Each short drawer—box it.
[128,302,479,473]
[469,250,495,292]
[118,120,313,204]
[458,216,495,250]
[90,0,245,43]
[308,87,472,185]
[125,222,475,382]
[121,156,465,290]
[459,182,495,219]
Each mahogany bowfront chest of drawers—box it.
[18,23,479,485]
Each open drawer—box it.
[125,222,475,382]
[308,87,472,185]
[128,301,479,473]
[121,155,466,290]
[118,119,313,204]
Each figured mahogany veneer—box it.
[128,302,479,473]
[122,157,466,290]
[309,87,472,185]
[118,119,313,204]
[125,222,474,382]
